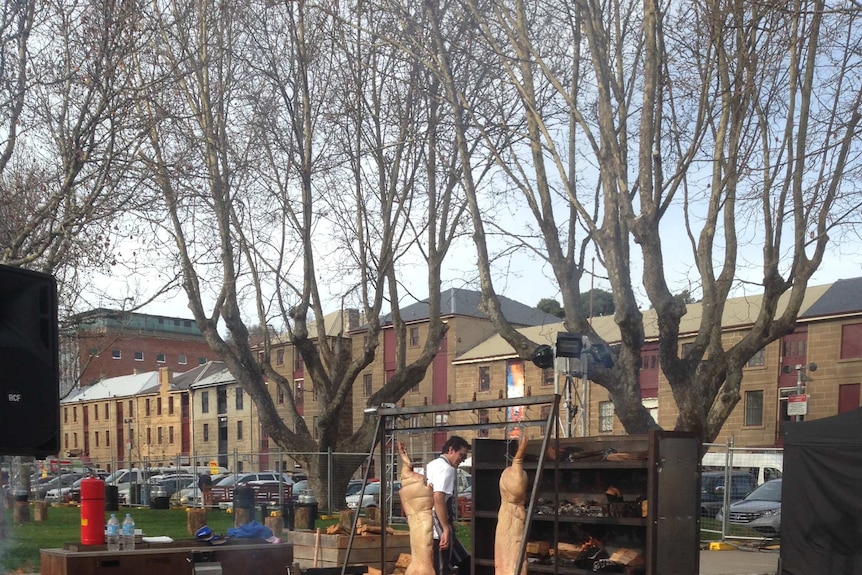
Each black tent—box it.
[781,408,862,575]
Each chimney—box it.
[159,366,173,392]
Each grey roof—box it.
[381,287,560,327]
[186,362,237,389]
[172,361,230,390]
[799,277,862,318]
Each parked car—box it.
[210,472,294,508]
[700,471,758,518]
[717,478,782,537]
[345,481,402,516]
[31,473,82,500]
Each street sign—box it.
[788,394,808,416]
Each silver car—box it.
[717,478,781,537]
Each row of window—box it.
[98,348,208,365]
[200,388,244,413]
[63,396,183,424]
[63,426,179,450]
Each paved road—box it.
[700,547,779,575]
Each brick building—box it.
[65,308,216,388]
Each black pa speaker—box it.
[0,264,60,456]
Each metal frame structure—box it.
[341,394,561,575]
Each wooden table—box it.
[42,540,293,575]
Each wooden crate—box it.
[287,530,411,573]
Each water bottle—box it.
[106,514,120,551]
[122,513,135,551]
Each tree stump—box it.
[264,515,284,539]
[234,506,253,527]
[34,501,48,522]
[365,506,380,523]
[294,506,312,530]
[187,507,207,535]
[13,501,29,524]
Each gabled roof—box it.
[173,361,230,390]
[799,277,862,318]
[380,287,560,327]
[62,371,161,403]
[187,362,236,389]
[454,281,839,363]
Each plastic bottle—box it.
[122,513,135,551]
[106,514,120,551]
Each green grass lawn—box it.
[1,505,237,573]
[0,504,469,574]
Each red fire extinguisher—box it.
[80,476,106,545]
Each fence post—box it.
[327,447,333,513]
[721,436,734,540]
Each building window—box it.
[237,420,243,440]
[157,427,163,444]
[364,374,372,397]
[73,433,78,447]
[88,347,98,357]
[599,401,614,432]
[134,351,144,361]
[94,406,98,421]
[64,433,68,448]
[157,397,162,415]
[747,348,766,368]
[680,342,694,357]
[146,427,152,444]
[64,407,68,423]
[479,367,491,392]
[104,403,109,419]
[145,399,151,416]
[841,323,862,359]
[106,430,110,446]
[409,326,420,347]
[744,390,764,427]
[201,391,209,413]
[198,357,207,365]
[178,354,187,365]
[112,349,121,359]
[236,388,244,410]
[277,386,284,404]
[203,424,209,442]
[542,368,555,387]
[168,396,174,415]
[169,426,174,444]
[95,432,100,447]
[276,348,284,365]
[295,380,304,407]
[73,406,77,422]
[294,354,303,372]
[312,384,318,402]
[478,409,490,438]
[128,400,133,417]
[156,353,166,363]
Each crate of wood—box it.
[287,529,411,573]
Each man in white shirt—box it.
[424,435,470,575]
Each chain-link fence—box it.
[700,440,784,543]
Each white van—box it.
[701,451,783,485]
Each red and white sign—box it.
[788,394,809,416]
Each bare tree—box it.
[136,0,472,504]
[419,0,862,443]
